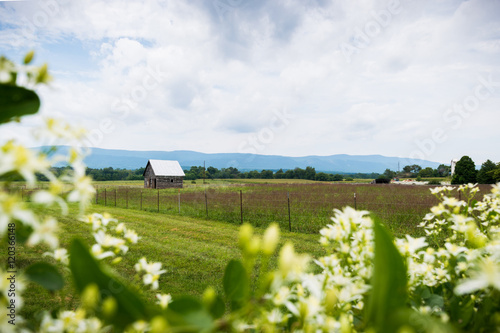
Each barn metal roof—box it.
[147,159,185,176]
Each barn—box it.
[143,159,185,189]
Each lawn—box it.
[2,203,326,327]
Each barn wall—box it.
[156,176,184,189]
[144,164,155,188]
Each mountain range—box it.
[37,146,444,174]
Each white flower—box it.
[44,248,69,265]
[91,244,115,260]
[279,243,310,278]
[444,242,467,257]
[27,217,59,249]
[267,308,287,324]
[135,257,166,290]
[93,230,128,254]
[67,174,95,208]
[0,192,38,235]
[0,141,50,185]
[397,235,428,256]
[124,229,139,244]
[455,257,500,294]
[156,293,172,309]
[272,286,291,306]
[32,190,68,215]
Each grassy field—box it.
[2,203,325,326]
[91,182,485,238]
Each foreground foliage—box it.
[2,53,500,332]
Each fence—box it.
[92,183,489,235]
[11,183,490,235]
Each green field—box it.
[2,203,326,327]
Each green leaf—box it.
[365,218,408,332]
[166,297,214,332]
[24,262,64,291]
[0,84,40,124]
[223,260,249,302]
[209,295,225,319]
[427,294,444,308]
[69,239,152,330]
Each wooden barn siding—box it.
[144,164,154,188]
[156,176,183,189]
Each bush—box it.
[345,177,354,181]
[427,179,441,185]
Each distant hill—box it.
[35,146,443,174]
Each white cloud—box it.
[0,0,499,165]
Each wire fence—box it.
[91,183,488,235]
[11,183,491,235]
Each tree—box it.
[436,164,450,177]
[207,166,218,179]
[493,163,500,182]
[402,164,422,177]
[451,156,477,185]
[260,170,274,179]
[315,172,329,181]
[382,169,396,179]
[293,168,305,179]
[305,166,316,180]
[332,174,343,181]
[418,167,435,178]
[477,160,497,184]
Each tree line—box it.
[182,166,377,181]
[4,158,498,184]
[381,163,451,179]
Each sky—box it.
[1,0,499,165]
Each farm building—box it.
[143,159,185,189]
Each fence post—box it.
[115,189,117,207]
[104,188,107,206]
[287,191,291,232]
[21,188,23,201]
[240,190,243,224]
[140,191,143,210]
[126,189,128,209]
[157,189,160,212]
[178,189,181,214]
[354,193,357,210]
[205,189,208,218]
[95,185,98,204]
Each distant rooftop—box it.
[147,159,185,176]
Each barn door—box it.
[153,178,156,189]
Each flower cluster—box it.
[81,213,140,261]
[224,184,500,332]
[39,309,107,333]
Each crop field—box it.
[89,182,491,237]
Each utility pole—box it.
[203,160,206,185]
